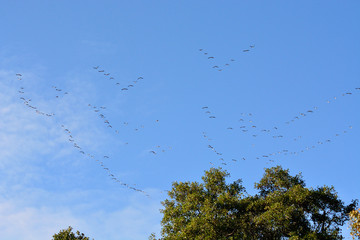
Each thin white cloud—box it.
[0,68,165,239]
[0,199,83,240]
[0,187,164,240]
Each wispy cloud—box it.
[0,67,165,239]
[0,187,163,240]
[0,200,81,240]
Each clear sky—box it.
[0,1,359,239]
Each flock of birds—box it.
[89,68,171,156]
[93,66,143,91]
[13,70,172,196]
[12,46,359,195]
[16,74,55,117]
[60,124,148,195]
[201,87,359,165]
[199,45,255,71]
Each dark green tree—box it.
[158,166,357,240]
[160,168,250,239]
[52,226,93,240]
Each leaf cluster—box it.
[52,226,93,240]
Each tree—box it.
[158,166,358,240]
[160,168,250,239]
[251,166,357,239]
[52,226,93,240]
[349,208,360,239]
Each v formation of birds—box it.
[12,46,359,196]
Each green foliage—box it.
[161,168,249,239]
[148,232,158,240]
[52,226,93,240]
[159,166,358,240]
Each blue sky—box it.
[0,1,359,239]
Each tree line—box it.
[53,166,360,240]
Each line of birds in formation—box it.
[60,125,149,196]
[199,45,255,71]
[14,72,172,195]
[87,102,171,155]
[205,123,354,166]
[17,71,169,153]
[16,79,55,117]
[14,60,359,192]
[92,66,143,91]
[201,87,359,165]
[14,47,257,194]
[88,69,171,156]
[202,87,359,134]
[199,45,357,165]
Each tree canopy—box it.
[158,166,358,240]
[52,226,92,240]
